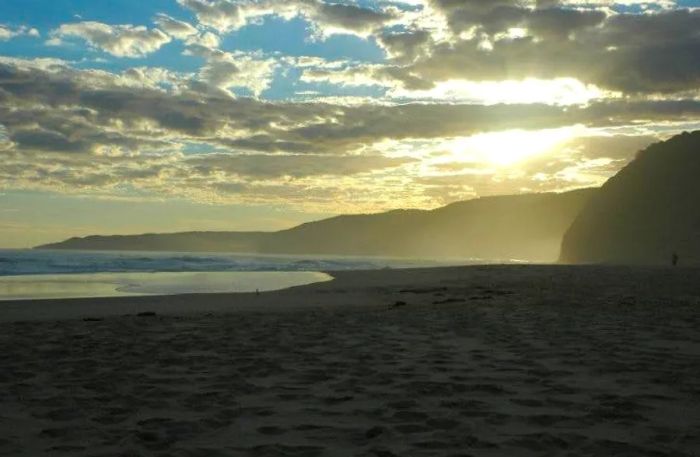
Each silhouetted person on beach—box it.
[672,252,679,267]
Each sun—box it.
[447,127,580,167]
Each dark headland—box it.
[37,189,596,263]
[561,130,700,265]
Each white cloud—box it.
[53,21,171,58]
[154,14,198,39]
[186,46,277,96]
[177,0,398,38]
[186,31,221,48]
[388,78,618,105]
[176,0,273,32]
[0,25,40,41]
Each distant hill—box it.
[37,189,595,262]
[560,131,700,265]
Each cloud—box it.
[378,30,433,63]
[176,0,261,32]
[185,45,277,96]
[3,1,700,216]
[390,5,700,94]
[186,31,221,48]
[154,14,198,39]
[186,153,416,178]
[304,1,399,37]
[1,60,699,157]
[177,0,398,37]
[429,0,606,36]
[0,25,40,41]
[0,58,697,211]
[53,21,171,57]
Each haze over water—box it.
[0,249,465,300]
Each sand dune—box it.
[1,265,699,456]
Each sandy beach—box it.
[1,265,700,456]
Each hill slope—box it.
[560,131,700,265]
[38,189,596,262]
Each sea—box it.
[0,249,467,300]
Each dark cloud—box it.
[10,128,91,153]
[378,30,432,63]
[310,1,397,33]
[1,62,700,159]
[395,6,700,94]
[430,0,605,37]
[187,153,416,178]
[177,0,397,36]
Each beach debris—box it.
[137,311,157,317]
[323,395,354,405]
[482,289,514,296]
[391,301,408,309]
[432,298,464,305]
[399,287,447,294]
[371,449,398,457]
[135,430,159,442]
[365,426,385,439]
[469,295,493,300]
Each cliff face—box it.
[257,189,596,261]
[560,131,700,265]
[38,189,596,262]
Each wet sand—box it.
[1,265,699,456]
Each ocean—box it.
[0,249,459,276]
[0,249,462,300]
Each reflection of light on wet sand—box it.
[0,271,333,301]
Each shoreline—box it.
[2,264,699,323]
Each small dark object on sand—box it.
[136,431,159,442]
[82,317,103,322]
[433,298,463,305]
[399,287,447,294]
[366,426,385,439]
[324,395,354,405]
[372,449,398,457]
[391,301,407,308]
[672,252,679,267]
[137,311,157,317]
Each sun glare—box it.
[389,78,612,106]
[447,127,580,167]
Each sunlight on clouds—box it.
[0,123,11,154]
[553,158,618,186]
[390,78,615,105]
[446,127,584,167]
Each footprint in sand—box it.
[257,426,286,435]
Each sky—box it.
[1,0,700,247]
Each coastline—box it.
[2,264,699,323]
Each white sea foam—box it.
[0,249,462,276]
[0,249,476,300]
